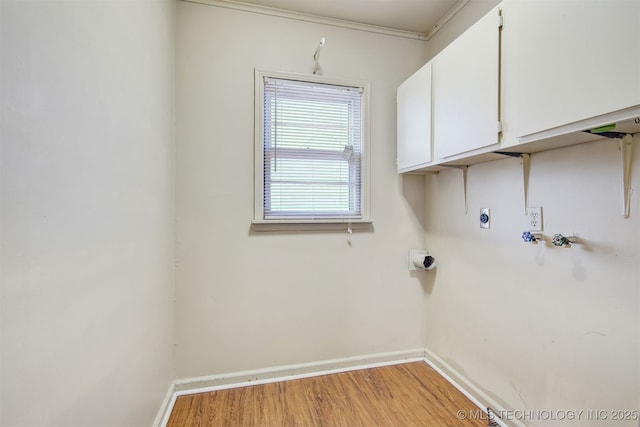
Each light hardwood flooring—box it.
[167,361,488,426]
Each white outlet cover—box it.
[527,206,543,232]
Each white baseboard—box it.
[173,348,426,395]
[152,381,176,427]
[423,347,524,427]
[153,348,519,427]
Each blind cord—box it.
[345,144,353,246]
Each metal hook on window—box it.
[312,37,325,75]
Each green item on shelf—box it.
[588,123,616,133]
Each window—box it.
[254,70,370,226]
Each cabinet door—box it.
[433,5,501,159]
[397,62,432,172]
[501,0,640,145]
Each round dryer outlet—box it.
[480,208,490,229]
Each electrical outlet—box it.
[527,206,543,232]
[480,208,490,229]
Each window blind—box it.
[262,77,363,220]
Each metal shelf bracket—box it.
[520,153,531,215]
[620,133,635,218]
[442,165,469,214]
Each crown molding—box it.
[180,0,428,41]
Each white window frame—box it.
[253,69,371,229]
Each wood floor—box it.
[167,361,488,426]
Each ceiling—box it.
[232,0,464,35]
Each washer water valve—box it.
[522,231,542,244]
[552,233,578,248]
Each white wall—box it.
[425,2,640,425]
[425,144,640,426]
[175,0,429,378]
[0,1,175,426]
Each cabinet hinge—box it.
[497,121,503,133]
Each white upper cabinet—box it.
[397,62,432,172]
[501,0,640,146]
[433,5,501,160]
[397,0,640,173]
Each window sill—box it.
[251,218,374,232]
